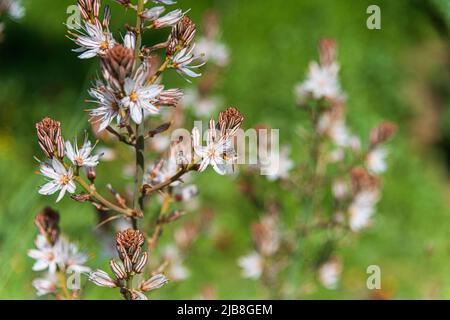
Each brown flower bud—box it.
[167,16,196,56]
[36,117,65,159]
[77,0,100,21]
[87,167,96,182]
[101,44,135,90]
[110,260,126,280]
[133,252,148,274]
[116,228,145,260]
[319,38,337,67]
[34,207,60,245]
[139,274,168,292]
[369,121,397,148]
[218,107,244,136]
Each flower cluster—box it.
[89,229,168,300]
[36,118,99,203]
[28,207,90,298]
[32,0,243,300]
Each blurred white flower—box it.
[32,273,58,296]
[28,235,59,273]
[262,145,294,181]
[65,136,100,168]
[295,62,342,101]
[39,159,76,203]
[367,147,388,174]
[194,37,229,67]
[318,258,342,290]
[349,190,379,231]
[332,179,348,200]
[183,89,222,117]
[238,252,263,280]
[6,0,25,20]
[57,237,91,274]
[163,245,190,281]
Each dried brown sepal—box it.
[36,117,65,159]
[369,121,397,148]
[34,207,60,245]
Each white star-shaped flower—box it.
[38,158,76,202]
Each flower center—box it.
[74,156,84,166]
[207,148,217,158]
[129,91,139,102]
[99,41,109,50]
[60,175,70,185]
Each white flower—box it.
[57,237,91,274]
[28,235,59,273]
[121,64,164,124]
[72,20,115,59]
[7,0,25,20]
[32,273,58,296]
[172,45,205,81]
[183,89,221,117]
[367,147,388,174]
[141,6,165,21]
[65,136,99,168]
[194,37,229,67]
[349,190,379,231]
[163,245,190,281]
[88,84,122,131]
[153,9,183,28]
[39,158,76,203]
[296,62,342,101]
[332,179,348,200]
[89,269,118,288]
[145,158,180,187]
[262,145,294,181]
[192,123,235,175]
[238,252,263,280]
[318,258,342,290]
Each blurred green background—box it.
[0,0,450,299]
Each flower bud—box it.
[139,274,169,292]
